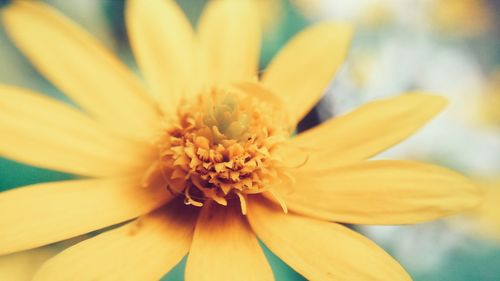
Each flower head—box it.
[0,0,481,280]
[145,85,291,212]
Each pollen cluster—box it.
[144,85,291,214]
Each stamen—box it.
[184,185,204,207]
[278,144,310,169]
[290,154,309,169]
[235,191,248,215]
[267,189,288,214]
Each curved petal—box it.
[280,160,481,224]
[285,93,448,170]
[0,177,172,255]
[0,246,60,281]
[1,1,161,141]
[262,22,352,126]
[198,0,261,85]
[0,85,150,177]
[126,0,199,115]
[248,198,411,281]
[186,202,273,281]
[33,200,197,281]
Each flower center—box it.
[143,85,291,214]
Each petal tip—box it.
[427,93,449,108]
[466,181,486,209]
[405,92,449,114]
[442,170,486,214]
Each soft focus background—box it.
[0,0,499,280]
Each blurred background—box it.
[0,0,499,280]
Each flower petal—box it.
[0,177,172,255]
[286,93,448,169]
[281,160,481,224]
[0,85,150,177]
[232,82,286,111]
[262,22,352,126]
[248,198,411,281]
[469,180,500,239]
[1,1,161,140]
[198,0,261,85]
[0,246,60,281]
[126,0,199,115]
[32,200,197,281]
[186,202,273,281]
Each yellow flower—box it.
[0,0,480,280]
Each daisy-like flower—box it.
[0,0,480,280]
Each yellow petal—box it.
[33,200,197,281]
[281,160,481,224]
[232,82,285,110]
[0,246,60,281]
[0,177,172,255]
[198,0,261,85]
[248,198,411,281]
[0,85,150,177]
[287,93,448,169]
[186,202,273,281]
[1,1,161,141]
[262,22,352,126]
[468,180,500,239]
[126,0,199,115]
